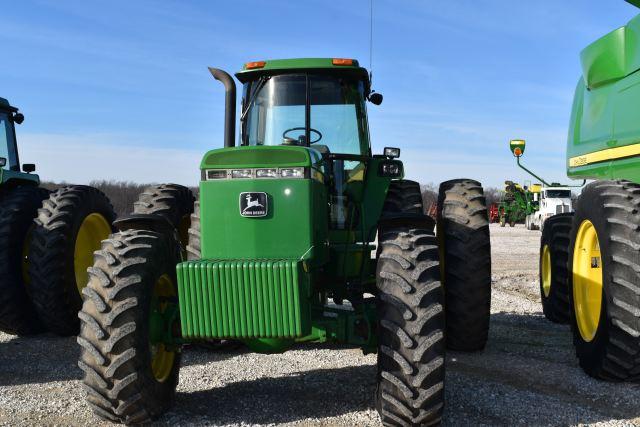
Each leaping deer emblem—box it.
[243,194,264,214]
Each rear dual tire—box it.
[0,185,50,335]
[29,185,115,336]
[437,179,491,351]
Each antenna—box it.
[369,0,374,83]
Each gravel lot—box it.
[2,224,640,426]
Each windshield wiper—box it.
[240,76,270,122]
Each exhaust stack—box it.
[208,67,236,148]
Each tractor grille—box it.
[176,259,309,339]
[555,204,571,214]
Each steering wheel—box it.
[282,127,322,145]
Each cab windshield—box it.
[241,74,368,156]
[545,189,571,198]
[0,112,17,170]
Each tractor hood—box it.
[198,145,328,261]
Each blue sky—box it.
[2,1,638,187]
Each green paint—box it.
[174,59,402,354]
[567,12,640,182]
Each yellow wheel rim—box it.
[572,220,603,342]
[541,244,552,298]
[150,274,176,382]
[74,213,111,292]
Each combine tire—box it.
[0,185,49,334]
[437,179,491,351]
[78,229,181,423]
[29,185,115,336]
[383,180,423,214]
[133,184,194,247]
[376,226,445,426]
[568,181,640,380]
[539,213,573,324]
[186,201,200,260]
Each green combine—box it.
[0,97,115,336]
[78,58,492,425]
[515,0,640,381]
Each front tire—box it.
[78,229,181,424]
[568,180,640,380]
[29,185,115,336]
[437,179,491,351]
[0,185,50,335]
[539,213,572,324]
[376,226,445,426]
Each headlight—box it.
[378,160,402,177]
[232,169,253,179]
[206,169,227,180]
[280,167,305,178]
[256,168,278,178]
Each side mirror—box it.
[0,157,6,168]
[12,112,24,125]
[23,163,36,173]
[384,147,400,158]
[509,139,526,157]
[368,92,383,105]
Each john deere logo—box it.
[240,192,268,217]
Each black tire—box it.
[437,179,491,351]
[133,184,194,247]
[383,180,423,214]
[29,185,116,336]
[0,185,49,335]
[186,201,200,260]
[78,229,181,423]
[568,180,640,380]
[539,213,573,324]
[376,226,445,426]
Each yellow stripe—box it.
[569,143,640,167]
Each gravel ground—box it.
[2,224,640,426]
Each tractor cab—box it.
[0,98,20,172]
[0,98,37,186]
[236,58,390,232]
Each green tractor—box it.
[77,58,492,425]
[0,97,115,336]
[497,180,538,227]
[520,0,640,381]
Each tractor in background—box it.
[514,0,640,382]
[0,97,115,336]
[77,58,492,426]
[497,180,538,227]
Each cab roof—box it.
[0,97,16,112]
[235,58,370,88]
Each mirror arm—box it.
[516,157,551,186]
[516,157,586,188]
